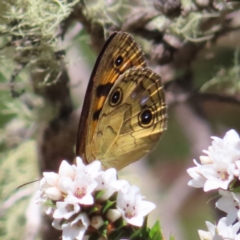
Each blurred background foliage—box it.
[0,0,240,240]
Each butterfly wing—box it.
[76,32,147,163]
[89,68,167,170]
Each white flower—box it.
[95,168,128,200]
[198,217,240,240]
[116,184,155,227]
[75,157,102,178]
[187,159,235,191]
[205,130,240,165]
[35,178,55,214]
[52,213,90,240]
[53,202,80,220]
[35,178,49,204]
[40,174,62,201]
[37,160,76,202]
[61,158,102,206]
[213,130,240,162]
[43,160,75,186]
[200,160,235,191]
[65,173,97,205]
[187,130,240,191]
[216,190,240,225]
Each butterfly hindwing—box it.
[89,68,167,170]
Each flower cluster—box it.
[187,129,240,240]
[198,218,240,240]
[36,157,155,240]
[187,129,240,192]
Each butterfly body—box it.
[76,32,167,170]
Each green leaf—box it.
[149,220,161,238]
[112,217,126,230]
[149,220,165,240]
[88,205,99,215]
[229,179,237,190]
[232,187,240,193]
[151,231,163,240]
[108,226,130,240]
[100,227,107,239]
[129,227,142,239]
[102,200,116,214]
[169,234,175,240]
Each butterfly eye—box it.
[138,108,154,128]
[115,55,123,67]
[109,87,123,107]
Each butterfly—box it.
[76,31,167,170]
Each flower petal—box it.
[59,160,75,179]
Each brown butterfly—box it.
[76,31,167,170]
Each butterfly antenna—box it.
[16,179,41,190]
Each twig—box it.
[166,89,240,106]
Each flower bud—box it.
[91,216,104,229]
[106,209,121,223]
[199,155,212,165]
[43,172,59,187]
[59,160,75,179]
[45,187,62,200]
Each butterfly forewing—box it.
[76,32,167,170]
[76,32,147,163]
